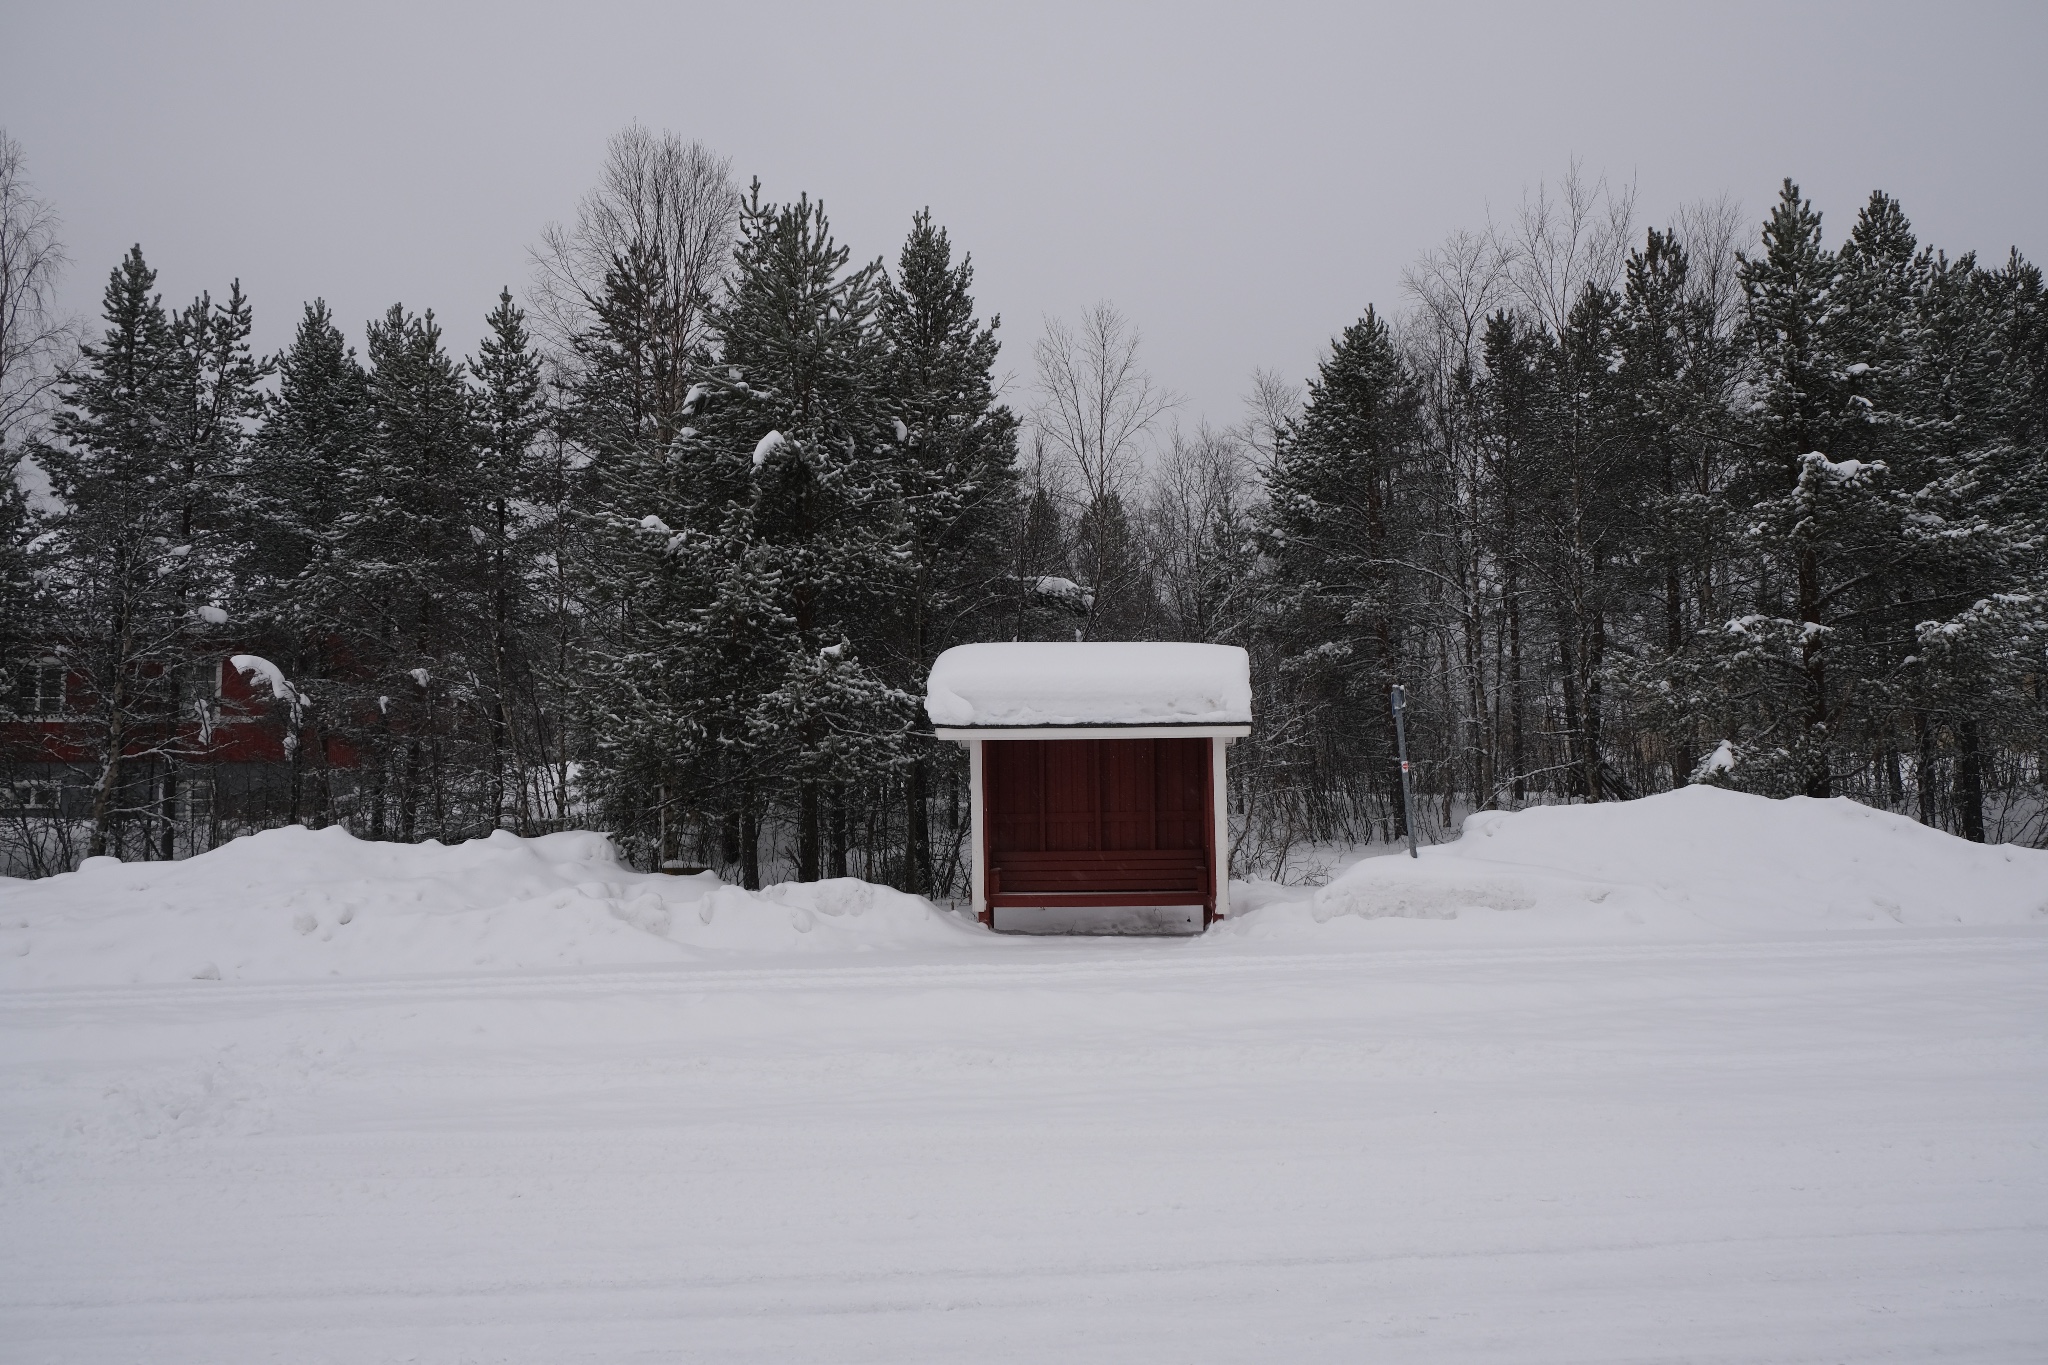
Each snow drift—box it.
[0,826,977,988]
[2,788,2040,988]
[1223,785,2048,939]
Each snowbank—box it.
[4,788,2038,988]
[925,641,1252,727]
[0,826,977,988]
[1223,785,2048,939]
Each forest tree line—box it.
[0,127,2042,882]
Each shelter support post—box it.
[1211,736,1231,923]
[966,738,990,926]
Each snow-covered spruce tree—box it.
[1258,305,1425,843]
[1476,310,1553,805]
[1889,245,2048,838]
[875,209,1020,894]
[1530,281,1637,801]
[0,470,54,873]
[158,277,267,853]
[240,300,369,828]
[38,247,265,859]
[561,232,738,875]
[468,289,551,832]
[1695,181,1866,798]
[336,305,484,842]
[713,187,912,883]
[1676,187,2012,813]
[575,187,912,884]
[1610,228,1744,781]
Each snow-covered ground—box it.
[3,789,2045,1361]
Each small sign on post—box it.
[1390,684,1419,860]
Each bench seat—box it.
[989,849,1208,905]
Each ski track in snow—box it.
[5,930,2046,1362]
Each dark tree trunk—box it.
[828,783,847,880]
[1507,560,1525,804]
[905,757,930,894]
[1798,545,1830,798]
[798,783,821,881]
[1913,710,1936,827]
[1955,717,1985,843]
[740,794,761,890]
[1557,626,1583,800]
[157,766,176,861]
[1583,609,1606,802]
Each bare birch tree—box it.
[1671,192,1754,334]
[1147,423,1257,642]
[1032,302,1178,636]
[1237,367,1301,479]
[1506,159,1636,333]
[529,124,739,377]
[1032,302,1177,505]
[0,130,73,451]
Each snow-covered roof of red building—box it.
[925,642,1252,728]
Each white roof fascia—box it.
[933,724,1250,742]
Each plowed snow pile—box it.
[1223,785,2048,939]
[0,827,978,987]
[3,788,2042,987]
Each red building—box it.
[2,653,354,854]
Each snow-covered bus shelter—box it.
[926,642,1252,931]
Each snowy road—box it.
[5,929,2046,1362]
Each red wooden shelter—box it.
[926,643,1252,931]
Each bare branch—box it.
[0,129,76,450]
[527,124,739,368]
[1509,158,1636,332]
[1237,368,1301,480]
[1031,301,1178,505]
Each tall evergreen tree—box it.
[876,209,1019,892]
[242,299,370,827]
[1728,180,1855,796]
[713,187,907,882]
[40,247,265,856]
[575,186,911,883]
[1478,310,1553,804]
[469,289,550,830]
[339,304,480,841]
[1260,305,1422,838]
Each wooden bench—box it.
[988,849,1209,908]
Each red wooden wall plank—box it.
[985,738,1212,869]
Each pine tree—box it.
[712,186,908,882]
[243,300,370,826]
[1536,281,1632,800]
[40,247,265,858]
[1727,181,1854,796]
[1897,246,2048,838]
[1260,305,1422,838]
[340,304,480,841]
[876,210,1019,892]
[1608,229,1746,791]
[574,186,912,883]
[564,240,740,876]
[469,289,549,830]
[1478,311,1552,804]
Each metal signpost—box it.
[1390,684,1419,859]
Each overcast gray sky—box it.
[5,1,2044,429]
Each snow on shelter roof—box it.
[925,642,1252,728]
